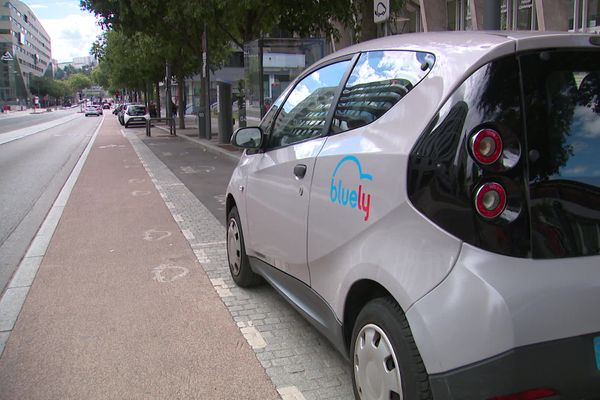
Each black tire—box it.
[351,297,432,400]
[226,206,262,287]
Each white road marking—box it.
[128,178,145,183]
[193,249,210,264]
[277,386,307,400]
[191,241,226,248]
[237,321,267,349]
[143,229,172,241]
[181,229,195,240]
[131,190,151,196]
[152,264,189,283]
[180,165,215,174]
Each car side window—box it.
[330,50,434,134]
[266,60,350,150]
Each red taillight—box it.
[489,388,557,400]
[475,182,506,219]
[470,128,503,165]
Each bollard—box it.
[217,81,233,144]
[169,118,176,136]
[146,118,151,137]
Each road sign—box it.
[1,51,13,61]
[374,0,390,23]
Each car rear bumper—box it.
[429,332,600,399]
[125,117,148,124]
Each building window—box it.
[447,0,457,30]
[501,0,537,30]
[447,0,472,30]
[570,0,600,31]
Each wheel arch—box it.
[226,193,236,222]
[343,279,396,352]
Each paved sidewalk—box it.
[0,117,279,399]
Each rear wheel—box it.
[351,297,432,400]
[227,206,262,287]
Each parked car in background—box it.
[226,31,600,399]
[123,104,150,128]
[112,103,123,115]
[117,103,131,125]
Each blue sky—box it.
[22,0,102,62]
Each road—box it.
[139,132,237,224]
[0,110,101,293]
[0,107,82,134]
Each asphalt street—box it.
[0,107,80,134]
[0,111,100,293]
[136,130,237,225]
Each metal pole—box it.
[204,23,211,140]
[166,61,172,121]
[484,0,501,30]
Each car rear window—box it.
[521,50,600,258]
[330,50,434,134]
[129,106,146,115]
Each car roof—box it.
[323,31,596,61]
[310,31,598,113]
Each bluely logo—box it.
[329,156,373,221]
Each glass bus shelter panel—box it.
[244,38,326,122]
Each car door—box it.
[244,59,352,284]
[307,50,438,307]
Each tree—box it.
[91,62,110,88]
[49,80,69,103]
[67,73,92,97]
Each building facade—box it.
[392,0,598,34]
[0,0,52,105]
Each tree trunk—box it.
[177,74,185,129]
[155,81,162,121]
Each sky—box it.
[22,0,103,63]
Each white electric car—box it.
[226,32,600,400]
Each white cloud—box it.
[40,14,102,62]
[285,84,311,111]
[29,4,48,9]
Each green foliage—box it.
[29,76,70,103]
[29,75,52,96]
[50,80,69,98]
[80,0,406,100]
[98,30,166,92]
[67,73,92,93]
[91,62,110,88]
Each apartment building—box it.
[0,0,52,104]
